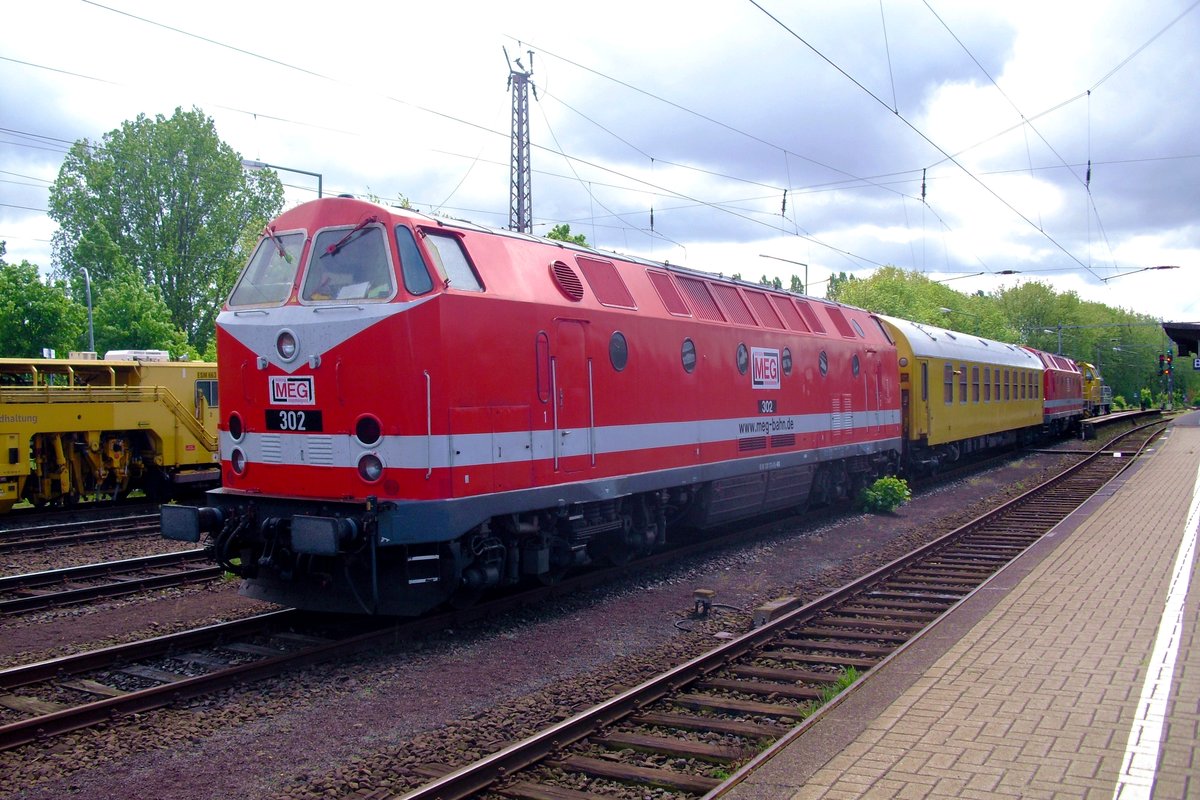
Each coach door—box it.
[552,320,593,473]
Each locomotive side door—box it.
[863,348,881,437]
[552,319,593,474]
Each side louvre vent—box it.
[550,260,585,301]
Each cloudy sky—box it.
[2,0,1198,323]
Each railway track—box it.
[0,550,222,615]
[394,420,1166,800]
[0,513,160,556]
[0,422,1156,762]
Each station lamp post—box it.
[240,159,323,198]
[939,306,979,334]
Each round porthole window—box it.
[736,344,749,375]
[818,350,828,377]
[681,338,697,373]
[782,347,793,376]
[609,331,628,371]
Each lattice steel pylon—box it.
[507,49,535,233]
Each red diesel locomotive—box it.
[163,196,1093,615]
[163,197,906,614]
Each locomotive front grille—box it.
[305,435,335,465]
[260,434,283,463]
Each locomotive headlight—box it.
[228,412,244,442]
[357,453,383,482]
[276,330,298,362]
[355,415,382,446]
[230,447,248,476]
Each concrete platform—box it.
[726,411,1200,800]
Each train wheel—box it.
[537,541,574,585]
[447,582,484,610]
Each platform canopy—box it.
[1163,322,1200,357]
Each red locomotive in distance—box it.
[163,196,906,614]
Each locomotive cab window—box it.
[195,379,218,409]
[303,225,394,302]
[395,225,434,295]
[423,231,483,292]
[228,230,306,307]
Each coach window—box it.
[681,338,697,373]
[423,230,483,291]
[958,363,967,403]
[984,367,992,402]
[609,331,629,372]
[782,347,793,376]
[394,225,434,295]
[1020,371,1027,399]
[1004,369,1010,400]
[994,371,1000,402]
[818,350,828,377]
[736,343,749,375]
[972,366,980,402]
[943,363,953,403]
[921,362,929,401]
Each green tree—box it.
[48,106,284,352]
[91,264,191,358]
[0,247,87,358]
[546,224,588,246]
[789,273,804,294]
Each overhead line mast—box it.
[506,48,536,233]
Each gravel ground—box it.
[1,534,195,578]
[0,450,1078,800]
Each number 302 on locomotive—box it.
[266,409,323,432]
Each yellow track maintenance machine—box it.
[0,350,219,513]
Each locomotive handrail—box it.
[0,386,217,453]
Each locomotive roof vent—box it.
[549,260,585,302]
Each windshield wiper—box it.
[322,215,378,258]
[263,225,292,263]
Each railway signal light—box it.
[1166,352,1173,375]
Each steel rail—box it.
[395,420,1166,800]
[0,423,1158,760]
[0,550,219,614]
[0,514,160,555]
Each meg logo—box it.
[269,375,315,405]
[751,347,780,390]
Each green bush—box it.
[859,476,911,513]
